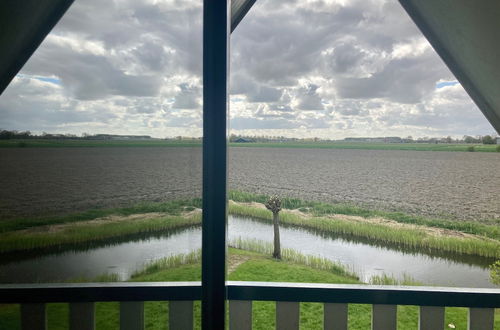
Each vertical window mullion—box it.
[201,1,230,329]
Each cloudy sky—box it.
[0,0,496,139]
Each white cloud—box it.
[0,0,495,138]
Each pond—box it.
[0,215,494,287]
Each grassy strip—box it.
[229,190,500,239]
[131,250,201,278]
[229,238,358,280]
[0,198,201,233]
[229,141,500,152]
[0,214,201,254]
[3,139,499,152]
[0,139,201,148]
[2,248,496,329]
[1,191,497,257]
[229,203,500,259]
[64,273,120,283]
[369,273,423,286]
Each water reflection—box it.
[0,215,494,287]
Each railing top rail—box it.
[0,282,202,303]
[0,281,498,308]
[227,282,500,308]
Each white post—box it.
[324,303,348,330]
[169,301,194,330]
[70,302,95,330]
[372,304,397,330]
[229,300,252,330]
[276,301,299,330]
[120,301,144,330]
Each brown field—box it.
[0,147,499,221]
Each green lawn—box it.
[1,139,499,152]
[0,139,201,148]
[230,141,500,152]
[1,248,498,329]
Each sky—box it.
[0,0,496,139]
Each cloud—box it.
[296,84,324,110]
[172,83,201,110]
[231,116,300,130]
[0,0,495,138]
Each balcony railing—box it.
[1,281,498,330]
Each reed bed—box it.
[0,198,202,234]
[64,273,121,283]
[229,203,500,259]
[0,214,201,254]
[132,250,201,278]
[229,237,358,280]
[369,273,422,286]
[229,190,499,240]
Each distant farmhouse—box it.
[497,136,500,144]
[233,137,254,143]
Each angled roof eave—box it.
[0,0,257,95]
[400,0,500,134]
[0,0,75,95]
[231,0,257,33]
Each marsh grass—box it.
[0,198,202,233]
[0,214,201,253]
[229,203,500,259]
[64,273,120,283]
[229,190,500,240]
[229,238,358,280]
[3,191,498,257]
[0,139,202,148]
[369,273,422,286]
[4,139,499,152]
[132,250,201,278]
[229,141,499,152]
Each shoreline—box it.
[0,194,498,259]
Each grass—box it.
[1,191,498,258]
[229,141,500,152]
[229,202,500,259]
[369,273,423,286]
[0,198,202,233]
[229,190,500,239]
[3,139,500,152]
[2,248,498,329]
[0,139,202,148]
[0,213,201,254]
[131,250,201,278]
[63,273,120,283]
[0,198,202,253]
[229,238,358,280]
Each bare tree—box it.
[265,195,282,259]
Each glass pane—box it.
[228,0,499,302]
[0,0,203,289]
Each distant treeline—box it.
[1,130,497,144]
[0,130,153,141]
[229,134,498,144]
